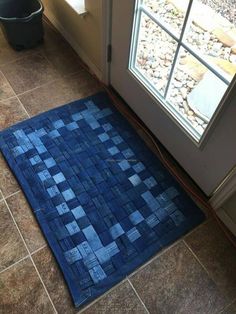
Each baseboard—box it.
[210,167,236,209]
[44,9,102,81]
[216,209,236,237]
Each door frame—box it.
[210,166,236,236]
[101,0,236,210]
[127,0,236,150]
[101,0,112,84]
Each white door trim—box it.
[216,210,236,237]
[210,166,236,235]
[101,0,112,84]
[210,166,236,209]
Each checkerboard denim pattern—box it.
[0,92,205,307]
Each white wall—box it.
[43,0,103,78]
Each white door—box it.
[110,0,236,196]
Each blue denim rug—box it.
[0,92,205,307]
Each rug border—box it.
[0,92,205,308]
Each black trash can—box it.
[0,0,44,50]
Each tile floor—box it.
[0,20,235,314]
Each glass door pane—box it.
[129,0,236,143]
[135,12,178,96]
[143,0,190,36]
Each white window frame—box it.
[129,0,236,147]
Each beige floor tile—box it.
[42,43,83,77]
[0,200,27,271]
[0,258,54,314]
[32,246,77,314]
[0,97,28,130]
[40,20,69,53]
[83,281,147,314]
[6,191,46,253]
[222,300,236,314]
[0,153,19,198]
[19,71,102,116]
[130,241,228,314]
[1,53,60,94]
[0,30,33,66]
[185,219,236,301]
[0,71,15,100]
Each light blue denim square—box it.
[126,227,141,242]
[103,123,113,132]
[56,202,70,215]
[110,223,124,239]
[146,214,160,228]
[108,146,119,156]
[82,226,103,251]
[53,119,65,129]
[129,174,141,186]
[105,241,120,257]
[71,206,86,219]
[30,155,41,166]
[122,148,134,158]
[133,162,145,173]
[36,128,47,137]
[12,146,24,157]
[38,169,51,182]
[53,172,66,184]
[72,112,83,121]
[44,157,56,168]
[112,136,123,145]
[67,122,79,131]
[62,188,76,201]
[66,221,80,235]
[94,247,110,264]
[47,185,60,198]
[144,176,157,189]
[98,133,109,142]
[129,210,144,225]
[89,265,107,283]
[118,160,130,171]
[35,144,47,154]
[64,247,82,264]
[49,130,60,139]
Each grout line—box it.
[0,50,40,68]
[128,221,207,280]
[0,71,30,118]
[0,68,85,105]
[128,279,150,314]
[0,254,30,275]
[2,195,57,313]
[127,240,181,279]
[78,279,128,313]
[182,219,209,239]
[16,77,61,97]
[16,95,30,118]
[31,244,47,255]
[40,51,63,78]
[0,94,17,103]
[4,190,21,200]
[187,234,236,314]
[219,297,236,314]
[183,240,212,277]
